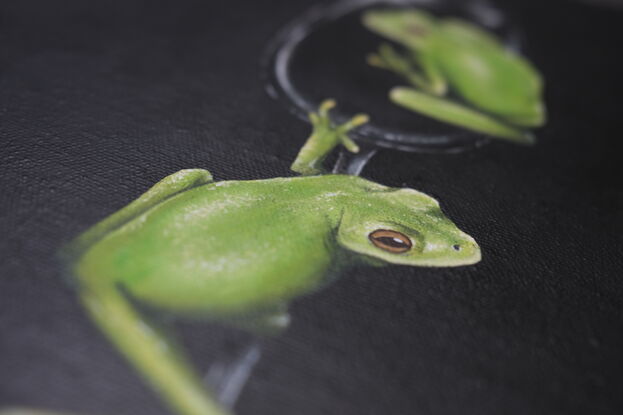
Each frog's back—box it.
[434,21,544,125]
[71,174,380,316]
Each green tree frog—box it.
[362,8,546,144]
[16,101,479,415]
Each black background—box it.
[1,1,622,414]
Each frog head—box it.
[361,8,436,49]
[337,187,480,267]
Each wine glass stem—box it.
[332,144,377,176]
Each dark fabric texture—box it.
[1,1,622,414]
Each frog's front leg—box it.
[390,87,535,145]
[291,100,369,175]
[79,282,229,415]
[63,169,214,260]
[367,44,447,96]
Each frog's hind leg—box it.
[79,283,229,415]
[390,87,535,145]
[291,100,369,176]
[63,169,214,260]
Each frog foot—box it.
[291,99,369,176]
[368,43,444,96]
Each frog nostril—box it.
[452,244,461,251]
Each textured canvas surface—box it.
[0,0,622,414]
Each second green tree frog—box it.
[362,8,546,144]
[55,100,480,415]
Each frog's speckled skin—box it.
[363,9,546,144]
[56,102,480,415]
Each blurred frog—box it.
[362,8,546,144]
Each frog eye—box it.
[368,229,412,254]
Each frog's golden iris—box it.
[369,229,412,253]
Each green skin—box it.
[362,9,547,144]
[2,102,480,415]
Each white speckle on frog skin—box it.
[424,241,445,253]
